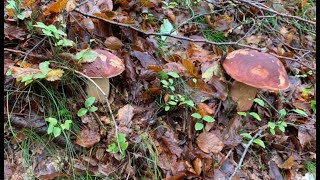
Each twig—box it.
[21,37,47,65]
[237,0,316,25]
[270,53,315,71]
[59,66,123,154]
[228,127,265,180]
[73,9,263,51]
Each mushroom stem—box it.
[86,78,110,103]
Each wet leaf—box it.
[75,129,101,148]
[104,36,124,50]
[196,132,224,153]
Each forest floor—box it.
[4,0,316,179]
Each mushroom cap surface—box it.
[82,49,125,78]
[222,49,289,90]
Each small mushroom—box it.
[222,49,289,91]
[81,49,125,103]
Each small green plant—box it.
[191,113,215,131]
[268,121,287,135]
[77,97,98,117]
[304,161,316,177]
[237,111,262,121]
[162,1,178,10]
[160,72,195,111]
[107,133,129,159]
[45,117,72,137]
[33,22,75,47]
[294,68,314,78]
[240,133,266,149]
[6,0,26,20]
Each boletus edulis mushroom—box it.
[222,49,290,111]
[81,49,125,103]
[223,49,289,90]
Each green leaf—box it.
[76,49,98,63]
[253,98,265,107]
[85,97,96,108]
[77,108,88,117]
[237,112,247,117]
[106,143,118,153]
[192,78,197,84]
[6,69,12,76]
[17,13,25,20]
[201,64,220,82]
[165,105,170,111]
[6,0,16,9]
[168,101,177,106]
[279,121,287,127]
[240,133,253,139]
[33,73,46,79]
[278,125,285,133]
[169,86,175,91]
[120,141,129,151]
[61,120,72,130]
[47,124,55,134]
[161,80,169,86]
[268,122,276,129]
[195,122,204,131]
[160,19,175,41]
[53,127,62,137]
[55,39,75,47]
[45,117,58,126]
[39,61,50,75]
[191,113,202,119]
[270,128,275,135]
[278,109,287,117]
[34,22,48,29]
[117,134,126,142]
[42,29,54,37]
[167,72,179,78]
[184,99,195,107]
[21,75,33,82]
[158,71,168,79]
[249,112,261,121]
[292,109,308,117]
[310,100,316,114]
[89,106,98,112]
[203,115,215,123]
[168,78,174,84]
[253,139,265,148]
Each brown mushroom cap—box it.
[222,49,289,90]
[82,49,125,78]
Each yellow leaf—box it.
[46,69,64,81]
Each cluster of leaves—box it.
[77,97,98,117]
[191,113,215,131]
[106,133,129,159]
[45,117,72,138]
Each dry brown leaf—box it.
[46,69,64,81]
[9,66,41,79]
[43,0,68,16]
[278,155,294,169]
[246,35,262,45]
[104,36,124,50]
[196,102,214,117]
[193,158,202,175]
[65,0,76,12]
[117,104,135,134]
[196,132,224,154]
[298,124,316,149]
[186,43,219,63]
[4,23,27,41]
[75,128,101,148]
[230,81,257,111]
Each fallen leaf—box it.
[246,35,262,45]
[76,128,101,148]
[117,104,135,134]
[278,155,294,169]
[43,0,68,16]
[4,23,27,41]
[9,66,41,79]
[197,102,214,117]
[193,158,202,175]
[298,124,316,149]
[46,69,64,81]
[65,0,76,12]
[161,136,183,157]
[230,81,257,111]
[186,42,219,63]
[104,36,124,50]
[131,51,157,68]
[197,132,224,154]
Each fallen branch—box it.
[228,127,266,180]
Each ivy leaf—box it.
[85,97,96,108]
[203,115,215,123]
[160,19,175,41]
[253,98,265,107]
[249,112,261,121]
[77,108,88,117]
[240,133,253,139]
[195,122,204,131]
[167,72,179,78]
[191,113,202,119]
[253,139,265,148]
[45,117,57,126]
[292,109,308,117]
[53,127,62,137]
